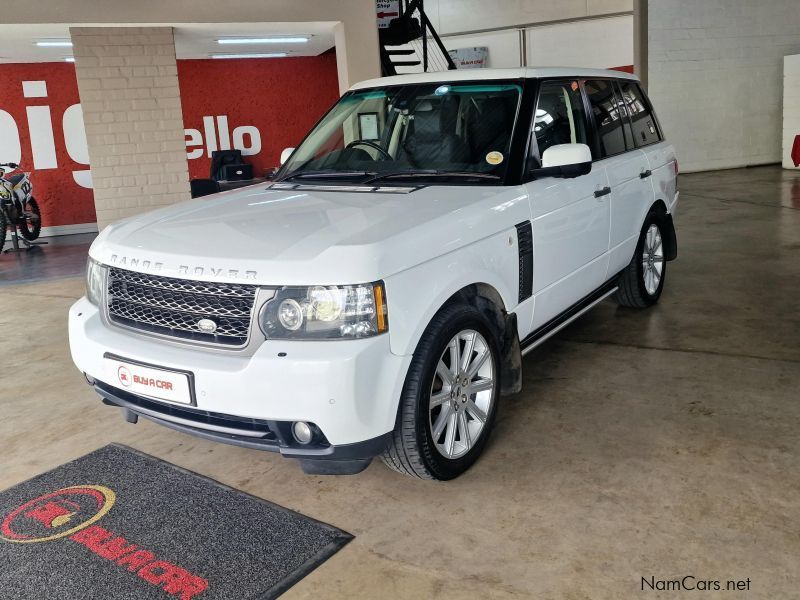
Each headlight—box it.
[259,282,388,340]
[86,257,107,306]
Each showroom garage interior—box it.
[0,0,798,597]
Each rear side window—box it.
[583,79,627,158]
[533,80,591,160]
[618,81,662,147]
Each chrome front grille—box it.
[106,267,258,347]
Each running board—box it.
[520,284,619,356]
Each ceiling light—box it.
[36,40,73,47]
[217,37,309,45]
[211,53,288,59]
[64,57,75,62]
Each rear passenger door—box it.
[617,80,678,213]
[584,79,653,276]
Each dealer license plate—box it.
[104,357,192,405]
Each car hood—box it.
[90,182,529,285]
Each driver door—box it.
[524,79,611,330]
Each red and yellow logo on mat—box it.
[1,485,116,543]
[1,485,208,599]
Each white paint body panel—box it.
[602,149,653,275]
[89,184,526,289]
[526,166,610,331]
[70,298,411,446]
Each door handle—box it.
[594,186,611,198]
[639,169,652,179]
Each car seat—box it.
[400,98,468,168]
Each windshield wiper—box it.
[279,169,376,182]
[362,170,502,185]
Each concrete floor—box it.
[0,232,96,286]
[1,165,799,598]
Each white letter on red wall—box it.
[23,81,57,170]
[233,126,261,156]
[0,110,22,163]
[63,104,92,189]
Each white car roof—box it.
[350,67,638,91]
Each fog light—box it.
[292,421,314,445]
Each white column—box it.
[70,26,191,228]
[783,54,800,170]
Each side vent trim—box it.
[515,221,533,303]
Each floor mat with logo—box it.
[0,444,352,599]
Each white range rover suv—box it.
[69,68,678,479]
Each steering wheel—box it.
[345,140,392,160]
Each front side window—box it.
[618,81,662,147]
[533,80,590,161]
[584,79,627,159]
[278,82,522,185]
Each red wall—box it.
[0,63,96,227]
[0,53,339,229]
[177,53,339,179]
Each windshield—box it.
[278,81,522,184]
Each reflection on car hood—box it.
[90,182,529,285]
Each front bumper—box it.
[69,297,410,470]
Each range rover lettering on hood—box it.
[109,255,257,280]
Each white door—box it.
[525,80,611,331]
[602,150,652,274]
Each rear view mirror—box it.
[531,143,592,179]
[280,147,295,165]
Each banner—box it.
[376,1,401,28]
[448,47,489,69]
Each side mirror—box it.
[280,147,295,166]
[531,143,592,179]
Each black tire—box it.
[381,302,500,480]
[18,196,41,241]
[615,210,666,308]
[0,208,6,254]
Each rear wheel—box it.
[381,303,500,480]
[18,197,41,241]
[615,210,666,308]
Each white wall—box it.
[648,0,800,172]
[427,0,632,35]
[527,15,632,69]
[434,16,634,72]
[783,54,800,170]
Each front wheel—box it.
[18,197,41,241]
[381,303,500,480]
[615,210,666,308]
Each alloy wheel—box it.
[641,224,664,295]
[428,329,494,459]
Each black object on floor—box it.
[0,444,352,599]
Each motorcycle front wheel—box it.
[0,207,7,253]
[18,197,41,241]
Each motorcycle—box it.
[0,162,41,253]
